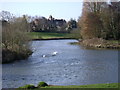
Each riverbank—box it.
[19,82,119,89]
[29,32,75,40]
[79,38,120,49]
[30,32,120,49]
[2,48,32,64]
[32,38,75,41]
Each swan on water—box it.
[42,55,46,57]
[42,51,58,58]
[52,51,58,56]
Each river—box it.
[2,39,118,88]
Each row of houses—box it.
[31,15,77,33]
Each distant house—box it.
[48,15,66,27]
[31,15,67,32]
[55,19,66,27]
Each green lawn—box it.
[19,82,120,90]
[29,32,74,39]
[43,83,119,88]
[19,83,119,89]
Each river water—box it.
[2,39,118,88]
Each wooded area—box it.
[78,0,120,40]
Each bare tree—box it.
[79,1,107,39]
[1,11,32,63]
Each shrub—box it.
[1,11,32,63]
[37,82,48,87]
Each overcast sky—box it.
[0,2,83,21]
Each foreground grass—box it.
[19,83,119,89]
[43,83,119,88]
[29,32,74,39]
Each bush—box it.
[1,11,32,63]
[2,49,32,64]
[19,84,36,89]
[37,82,48,87]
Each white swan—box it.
[42,55,46,57]
[42,51,58,58]
[52,51,58,56]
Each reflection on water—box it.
[2,40,118,88]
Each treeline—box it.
[78,0,120,40]
[1,11,32,63]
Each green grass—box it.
[19,83,119,89]
[19,84,36,89]
[29,32,74,39]
[43,83,119,88]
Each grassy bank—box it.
[80,38,120,49]
[29,32,75,40]
[19,82,119,89]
